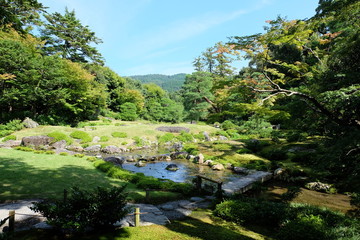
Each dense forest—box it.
[0,0,359,191]
[129,73,186,92]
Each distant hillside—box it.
[128,73,186,92]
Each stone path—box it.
[0,197,213,232]
[222,171,273,195]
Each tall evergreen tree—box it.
[41,8,103,64]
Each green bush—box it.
[0,130,13,138]
[86,156,98,162]
[47,131,73,144]
[259,147,288,161]
[30,186,129,232]
[285,130,308,142]
[59,152,69,156]
[45,150,55,154]
[121,141,128,145]
[34,150,45,154]
[214,198,360,240]
[0,119,24,131]
[2,135,16,142]
[74,153,84,158]
[236,148,252,154]
[221,120,238,130]
[176,131,194,143]
[14,146,34,152]
[111,132,127,138]
[69,130,92,143]
[99,136,109,142]
[183,143,199,155]
[193,132,205,141]
[132,136,145,147]
[120,102,138,121]
[157,133,175,143]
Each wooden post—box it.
[9,210,15,232]
[145,189,150,203]
[63,189,68,203]
[135,207,140,227]
[217,182,223,199]
[196,175,202,192]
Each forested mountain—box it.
[128,73,186,92]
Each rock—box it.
[114,219,129,228]
[125,155,135,162]
[170,151,188,159]
[305,182,332,192]
[51,140,67,149]
[0,140,21,148]
[22,117,39,128]
[218,135,228,141]
[225,163,233,169]
[273,168,285,178]
[233,167,250,174]
[92,136,100,143]
[101,145,121,154]
[104,156,126,165]
[165,156,171,161]
[156,126,190,133]
[203,131,211,141]
[32,222,53,230]
[213,122,221,128]
[84,145,101,152]
[203,160,214,166]
[212,164,225,171]
[161,204,175,211]
[190,197,204,202]
[135,161,146,167]
[197,153,204,164]
[66,145,84,152]
[186,155,195,160]
[172,142,183,151]
[21,135,54,147]
[166,164,179,171]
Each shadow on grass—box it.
[165,216,254,240]
[0,154,130,202]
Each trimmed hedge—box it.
[70,130,92,143]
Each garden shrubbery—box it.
[69,130,92,143]
[47,131,73,144]
[111,132,127,138]
[0,119,24,137]
[214,198,360,240]
[31,185,129,232]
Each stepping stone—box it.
[190,197,204,202]
[160,204,175,211]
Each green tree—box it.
[41,8,103,64]
[0,0,45,32]
[119,102,138,121]
[182,72,214,121]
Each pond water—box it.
[122,159,237,183]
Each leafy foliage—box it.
[70,131,92,143]
[31,185,129,232]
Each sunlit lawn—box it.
[0,148,140,202]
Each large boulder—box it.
[211,164,225,171]
[135,161,146,167]
[101,145,121,154]
[203,132,211,141]
[156,126,190,133]
[104,156,126,165]
[66,145,84,152]
[21,136,54,147]
[195,153,204,164]
[0,140,21,148]
[165,164,179,171]
[170,151,188,159]
[84,145,101,152]
[51,140,67,149]
[22,117,39,128]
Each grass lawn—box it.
[0,148,141,202]
[9,120,218,146]
[13,210,272,240]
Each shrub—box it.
[193,132,205,141]
[0,130,13,138]
[157,133,175,143]
[239,116,273,138]
[259,147,288,161]
[34,150,45,154]
[183,143,199,155]
[176,131,194,143]
[45,150,55,154]
[111,132,127,138]
[236,148,252,154]
[285,130,308,142]
[59,152,68,156]
[99,136,109,142]
[86,156,98,162]
[215,130,230,138]
[132,136,145,147]
[47,131,73,144]
[14,146,34,152]
[74,153,85,158]
[70,130,92,143]
[2,135,16,142]
[1,119,24,131]
[212,143,232,151]
[119,102,138,121]
[121,141,128,145]
[30,185,129,232]
[221,120,238,130]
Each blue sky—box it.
[39,0,319,76]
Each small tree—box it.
[119,102,138,121]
